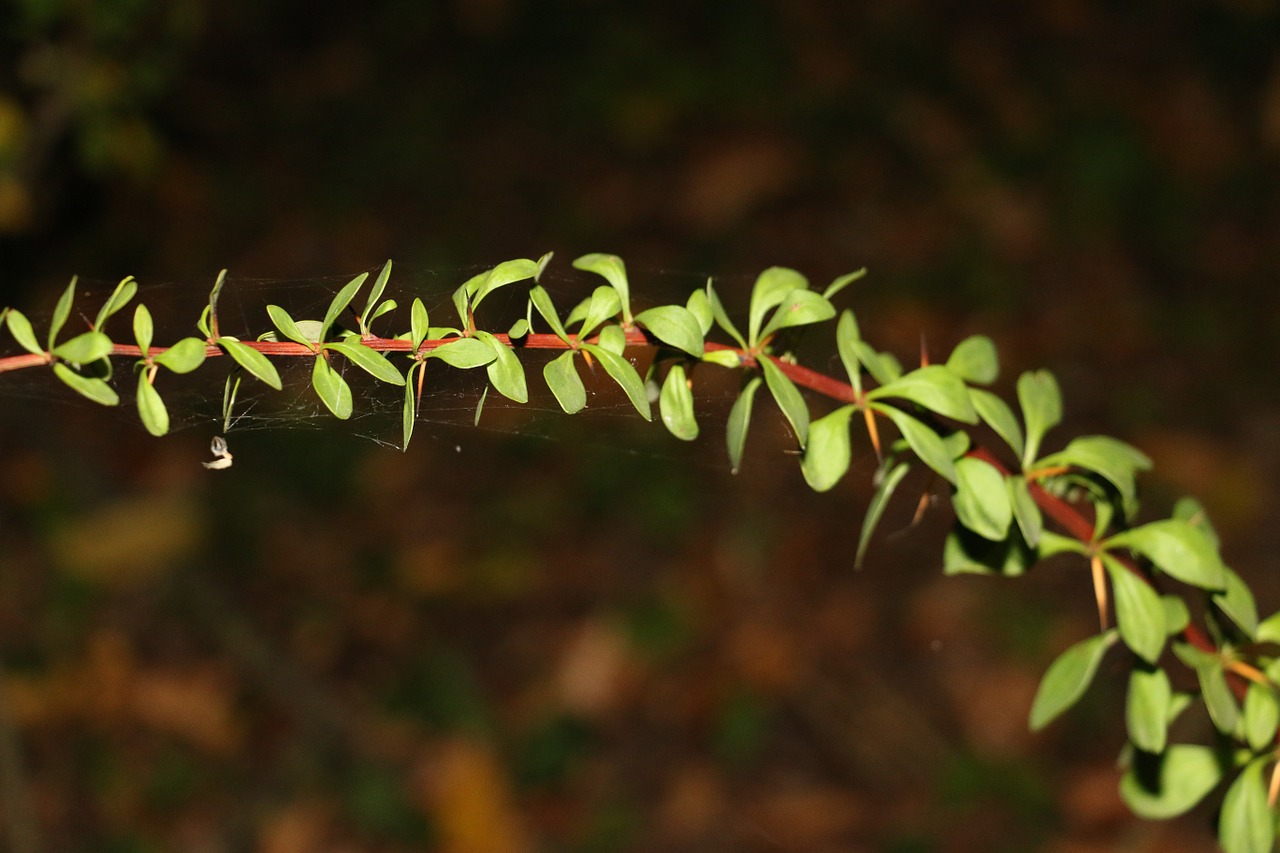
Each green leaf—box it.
[326,339,405,385]
[430,338,497,369]
[1007,475,1042,547]
[267,305,318,350]
[1173,496,1220,549]
[52,331,113,364]
[856,460,910,568]
[135,373,169,437]
[311,356,353,419]
[747,267,807,346]
[1029,629,1118,730]
[1162,595,1191,636]
[203,269,228,339]
[635,305,704,356]
[874,404,957,484]
[854,340,901,386]
[52,362,118,406]
[759,357,809,448]
[596,323,626,355]
[582,343,651,420]
[1037,530,1089,559]
[945,335,999,385]
[659,362,698,441]
[508,317,529,339]
[868,365,978,423]
[1119,745,1223,819]
[153,338,207,374]
[218,337,282,390]
[1257,610,1280,645]
[944,523,1036,576]
[362,260,393,331]
[801,405,855,492]
[1104,519,1225,590]
[466,258,538,313]
[1037,435,1152,520]
[1213,566,1259,639]
[1200,660,1241,736]
[573,254,631,322]
[94,276,137,331]
[402,362,422,450]
[1220,758,1273,853]
[952,456,1013,541]
[969,388,1025,462]
[529,285,569,342]
[534,250,554,281]
[321,272,368,339]
[48,278,76,350]
[1243,683,1280,753]
[835,310,862,398]
[5,309,44,355]
[1126,667,1172,753]
[544,351,585,414]
[410,298,430,350]
[133,303,154,354]
[573,286,623,339]
[822,268,866,301]
[1018,369,1063,468]
[701,349,741,368]
[685,289,713,336]
[475,330,527,403]
[1102,554,1166,664]
[705,280,746,348]
[758,289,835,341]
[727,377,762,474]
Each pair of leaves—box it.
[132,303,208,436]
[710,267,847,351]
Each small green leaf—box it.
[410,298,430,350]
[822,267,866,301]
[1219,758,1272,853]
[402,362,422,450]
[544,350,586,414]
[952,456,1013,541]
[267,305,318,350]
[659,362,698,441]
[475,331,527,403]
[758,289,835,341]
[747,267,807,347]
[1162,595,1191,636]
[970,388,1025,462]
[801,405,855,492]
[874,404,957,484]
[48,278,76,350]
[133,303,154,354]
[1119,745,1223,819]
[1102,554,1166,664]
[321,272,368,338]
[1243,682,1280,753]
[508,317,529,339]
[153,338,207,374]
[52,362,118,406]
[430,338,497,369]
[466,258,538,313]
[1007,475,1042,547]
[136,372,169,437]
[311,356,353,419]
[701,349,741,368]
[727,376,762,474]
[1029,629,1118,730]
[326,340,405,385]
[759,357,809,448]
[1126,667,1172,753]
[529,285,569,342]
[52,331,113,364]
[835,310,862,397]
[1037,530,1089,559]
[635,305,704,356]
[945,335,999,385]
[1173,647,1240,736]
[1036,435,1152,520]
[686,289,713,336]
[94,276,137,331]
[362,260,393,331]
[582,343,651,420]
[5,309,44,355]
[220,373,240,434]
[534,250,554,281]
[868,365,978,423]
[944,523,1036,576]
[596,324,626,355]
[856,460,910,568]
[573,286,623,339]
[1213,566,1259,639]
[1257,610,1280,644]
[854,340,901,386]
[204,269,227,339]
[1104,519,1225,590]
[573,254,631,322]
[1018,369,1063,468]
[218,337,282,390]
[705,279,746,348]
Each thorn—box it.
[1091,556,1108,631]
[910,490,931,526]
[920,333,930,368]
[862,407,882,461]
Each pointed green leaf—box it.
[153,338,207,374]
[1037,530,1089,559]
[5,309,44,355]
[1037,435,1152,519]
[218,337,282,390]
[408,298,430,351]
[466,259,538,312]
[203,269,228,339]
[574,286,623,339]
[1243,683,1280,753]
[94,276,137,331]
[944,522,1036,576]
[1126,667,1172,753]
[48,278,76,350]
[952,456,1013,541]
[685,289,713,336]
[659,362,698,441]
[836,310,862,397]
[1102,554,1166,664]
[747,267,807,346]
[573,254,631,322]
[1120,745,1223,819]
[1162,595,1191,636]
[970,388,1025,461]
[945,335,999,385]
[1007,475,1042,547]
[758,289,835,341]
[596,324,626,355]
[326,339,405,385]
[1029,629,1118,730]
[52,362,118,406]
[801,405,855,492]
[701,349,741,368]
[1104,519,1225,590]
[311,356,353,419]
[529,285,569,342]
[1018,369,1063,468]
[52,331,113,364]
[133,303,154,354]
[822,268,866,301]
[1220,758,1273,853]
[582,343,651,420]
[856,460,910,568]
[321,272,368,338]
[544,350,586,414]
[475,330,527,403]
[874,404,957,484]
[362,260,393,330]
[868,365,978,423]
[429,337,497,369]
[727,377,762,473]
[759,357,809,448]
[266,305,318,350]
[534,251,554,282]
[136,373,169,436]
[854,340,901,386]
[1200,659,1241,736]
[1213,566,1259,638]
[402,363,422,450]
[705,279,746,348]
[635,305,704,356]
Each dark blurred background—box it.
[2,2,1280,851]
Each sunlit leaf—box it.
[1120,745,1223,819]
[705,279,746,348]
[52,331,113,364]
[952,456,1013,541]
[1243,682,1280,753]
[970,388,1025,462]
[153,338,207,374]
[854,340,901,386]
[94,276,137,332]
[534,250,554,281]
[874,404,957,484]
[1104,519,1225,590]
[635,305,704,356]
[868,365,977,423]
[136,372,169,437]
[1162,595,1191,636]
[430,337,498,369]
[758,289,835,341]
[362,260,393,331]
[659,362,698,441]
[1029,629,1118,730]
[822,268,866,301]
[727,376,762,474]
[544,350,585,414]
[133,303,154,354]
[1036,435,1152,519]
[574,286,623,339]
[311,356,353,419]
[747,267,807,347]
[267,305,317,350]
[1102,554,1166,664]
[476,330,527,403]
[529,285,570,342]
[573,253,631,321]
[218,337,282,389]
[47,277,75,350]
[466,258,538,313]
[1126,667,1172,753]
[402,362,423,451]
[685,289,713,336]
[945,335,998,385]
[1219,758,1272,853]
[5,309,44,355]
[835,310,862,397]
[1037,530,1089,559]
[596,324,626,355]
[856,460,910,568]
[52,362,118,406]
[326,339,405,385]
[410,297,430,350]
[1018,369,1062,468]
[801,405,855,492]
[582,343,650,420]
[1213,566,1259,638]
[321,272,368,338]
[1007,475,1042,547]
[759,357,809,448]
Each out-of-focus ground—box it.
[1,3,1279,850]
